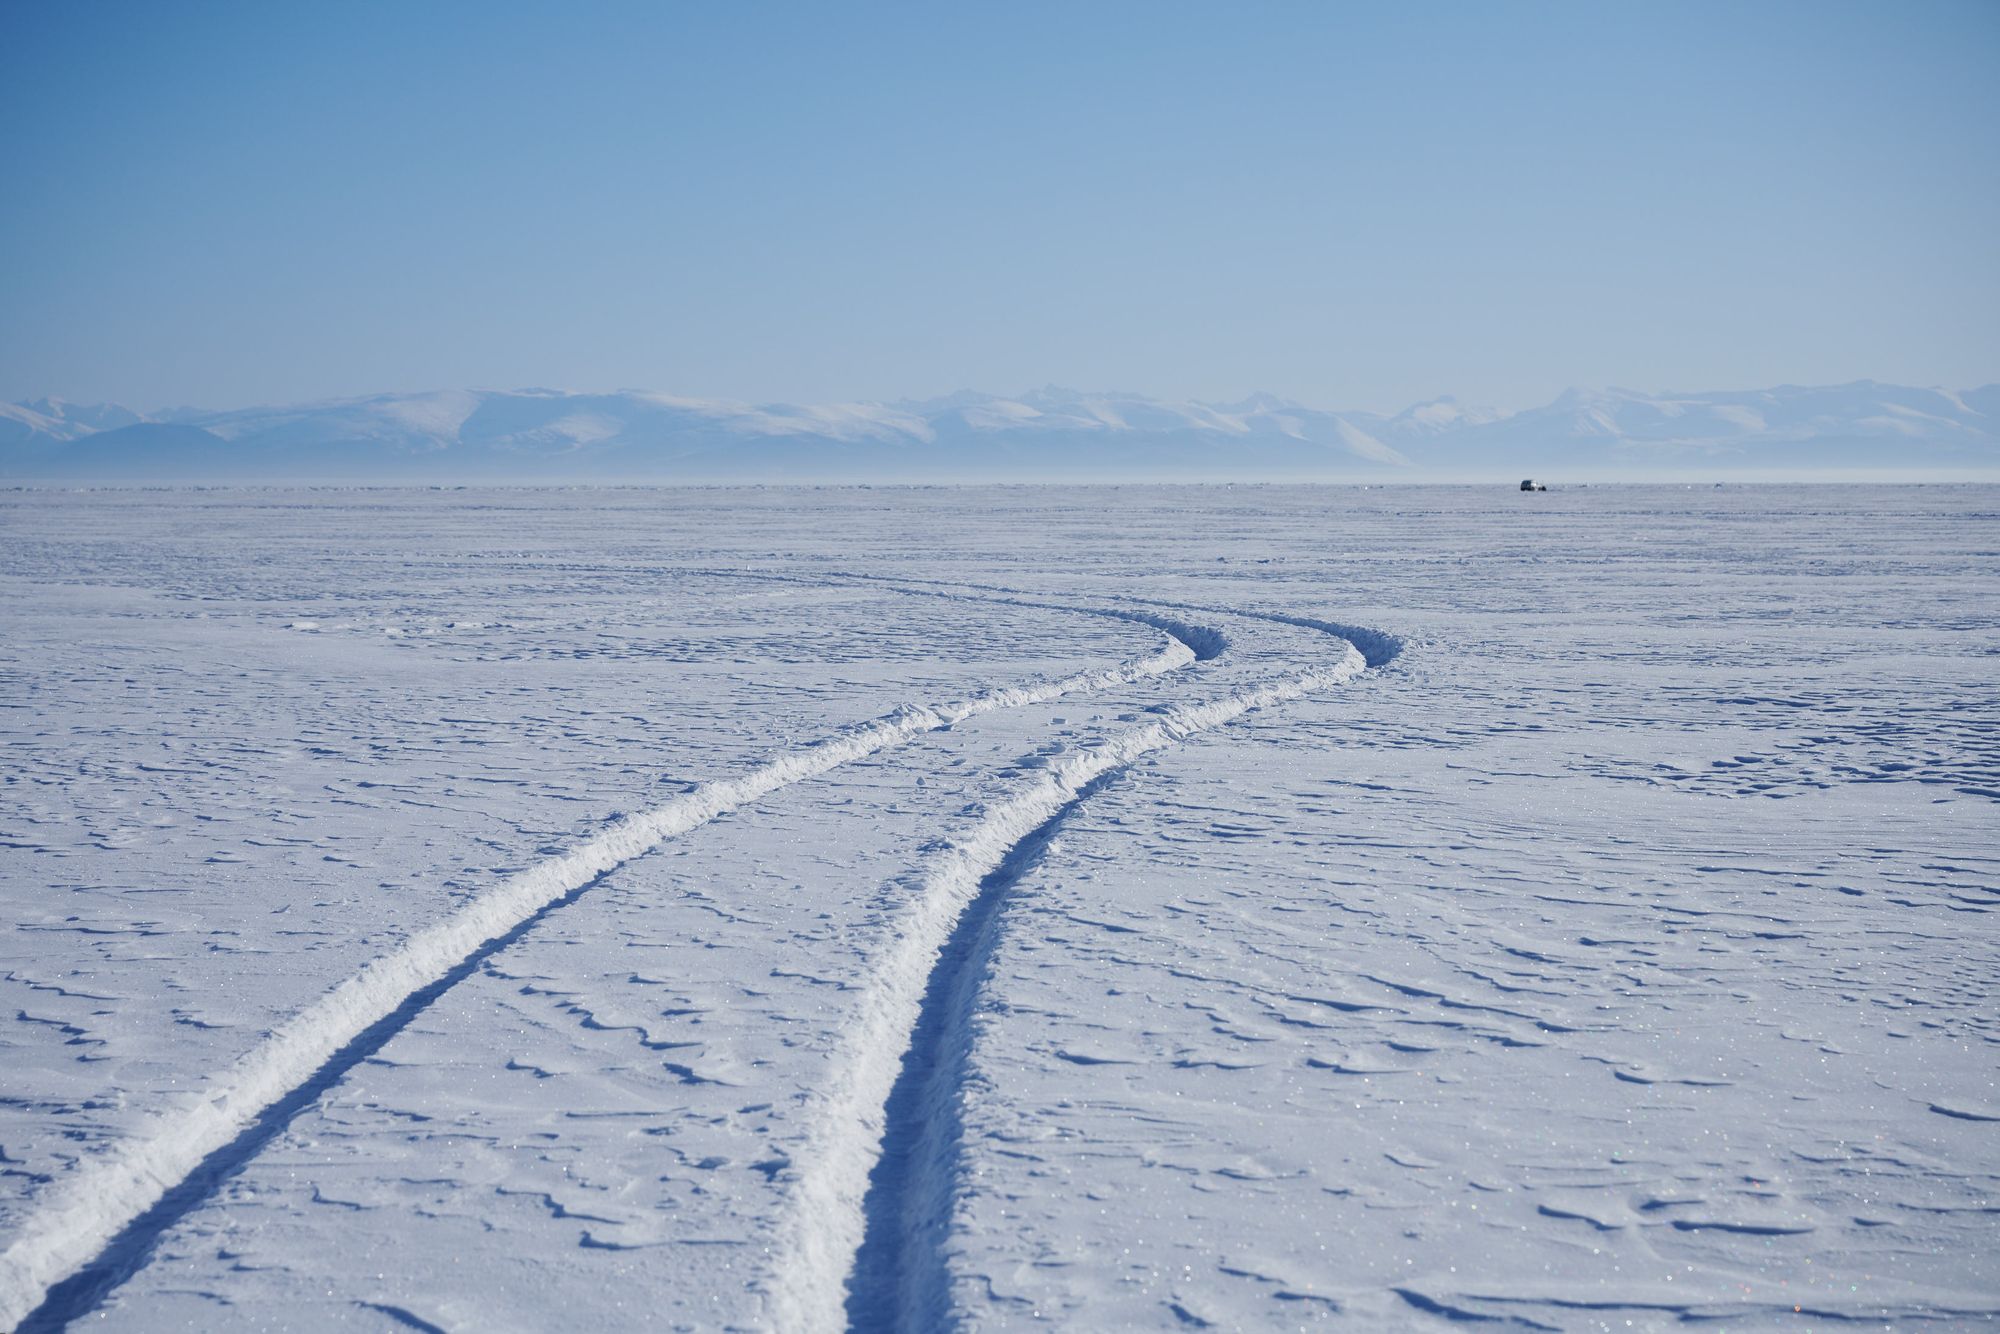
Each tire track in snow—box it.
[17,869,611,1334]
[0,590,1218,1332]
[763,634,1376,1333]
[678,565,1235,665]
[845,776,1104,1334]
[784,567,1406,669]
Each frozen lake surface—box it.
[1,484,1995,1330]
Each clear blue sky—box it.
[2,0,1995,413]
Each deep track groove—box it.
[845,780,1108,1334]
[763,642,1373,1332]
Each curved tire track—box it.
[0,586,1217,1332]
[764,633,1377,1333]
[782,567,1406,668]
[845,776,1101,1334]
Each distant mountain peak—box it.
[5,380,1996,479]
[1214,391,1300,414]
[1392,395,1504,432]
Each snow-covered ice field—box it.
[1,484,1995,1331]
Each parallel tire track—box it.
[763,641,1372,1333]
[0,589,1213,1332]
[793,567,1407,668]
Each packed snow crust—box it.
[0,484,1994,1331]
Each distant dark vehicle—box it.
[1520,479,1547,492]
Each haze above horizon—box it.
[3,0,1996,414]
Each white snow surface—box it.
[0,484,1995,1331]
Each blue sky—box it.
[2,0,1995,413]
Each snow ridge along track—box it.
[0,594,1208,1332]
[764,640,1372,1334]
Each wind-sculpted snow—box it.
[0,582,1213,1329]
[2,484,1995,1332]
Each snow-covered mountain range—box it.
[5,381,1997,481]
